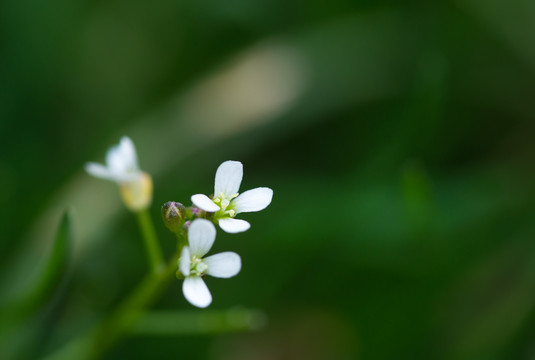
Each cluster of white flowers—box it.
[181,160,273,307]
[86,137,273,308]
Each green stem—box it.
[176,229,188,255]
[43,254,179,360]
[136,209,165,274]
[44,213,187,360]
[132,309,266,335]
[89,256,178,359]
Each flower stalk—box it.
[89,253,178,359]
[136,209,165,274]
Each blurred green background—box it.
[1,0,535,359]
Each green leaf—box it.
[23,209,72,314]
[0,209,73,358]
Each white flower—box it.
[191,161,273,233]
[85,136,152,211]
[85,136,141,183]
[179,219,241,308]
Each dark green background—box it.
[1,0,535,359]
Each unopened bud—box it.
[161,201,186,233]
[119,172,153,211]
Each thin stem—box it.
[132,309,266,335]
[136,209,165,274]
[43,253,180,360]
[176,229,188,255]
[89,255,178,359]
[43,212,186,360]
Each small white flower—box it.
[85,136,152,211]
[191,161,273,233]
[179,219,241,308]
[85,136,141,183]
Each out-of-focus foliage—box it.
[0,211,72,360]
[1,0,535,359]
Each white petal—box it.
[183,276,212,308]
[191,194,220,212]
[119,136,139,171]
[214,160,243,197]
[232,187,273,214]
[188,219,216,257]
[179,246,191,276]
[218,218,250,233]
[204,252,241,278]
[85,162,116,181]
[106,143,127,174]
[105,137,139,176]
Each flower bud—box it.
[161,201,186,233]
[119,172,153,211]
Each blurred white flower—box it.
[85,136,152,211]
[179,219,241,308]
[191,161,273,233]
[85,136,141,182]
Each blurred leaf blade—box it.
[25,209,72,310]
[0,209,73,358]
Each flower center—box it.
[212,192,239,218]
[190,256,208,276]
